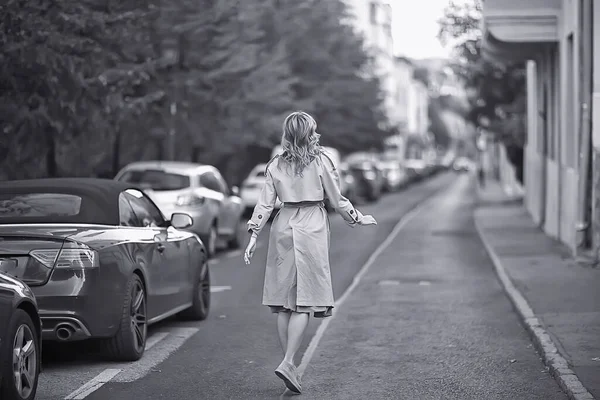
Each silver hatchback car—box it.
[115,161,245,256]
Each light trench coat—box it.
[247,151,363,318]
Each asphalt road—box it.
[35,172,564,400]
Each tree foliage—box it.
[1,0,389,184]
[438,0,527,181]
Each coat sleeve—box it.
[247,165,277,236]
[319,153,363,226]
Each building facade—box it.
[343,0,398,129]
[481,0,598,256]
[393,57,429,135]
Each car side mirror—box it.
[231,186,240,196]
[171,213,193,229]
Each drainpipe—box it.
[575,0,593,253]
[576,102,592,250]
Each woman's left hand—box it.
[244,236,257,265]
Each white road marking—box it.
[145,332,169,350]
[64,369,121,400]
[63,327,199,398]
[210,285,232,293]
[297,182,454,378]
[378,280,400,286]
[113,327,198,383]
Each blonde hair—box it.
[279,111,321,176]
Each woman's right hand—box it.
[359,215,377,226]
[244,235,257,265]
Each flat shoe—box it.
[275,361,301,394]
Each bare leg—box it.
[283,312,310,365]
[277,311,291,355]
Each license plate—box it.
[0,258,18,275]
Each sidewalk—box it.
[474,179,600,400]
[299,176,567,399]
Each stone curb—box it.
[474,214,596,400]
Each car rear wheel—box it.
[178,261,210,320]
[103,274,147,361]
[1,309,39,400]
[202,224,218,257]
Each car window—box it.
[122,189,165,228]
[199,172,223,193]
[0,193,82,218]
[118,169,191,191]
[118,193,139,227]
[213,170,230,194]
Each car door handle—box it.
[157,243,166,253]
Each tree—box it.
[276,0,390,154]
[438,0,526,180]
[0,0,166,178]
[1,0,390,183]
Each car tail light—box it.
[176,194,205,206]
[30,242,99,270]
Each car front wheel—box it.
[103,274,147,361]
[1,309,40,400]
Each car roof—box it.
[118,161,214,175]
[0,178,145,225]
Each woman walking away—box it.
[243,111,377,394]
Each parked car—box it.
[403,158,428,181]
[343,154,384,202]
[240,164,283,213]
[0,178,211,361]
[339,162,358,203]
[115,161,245,256]
[378,160,409,192]
[0,272,41,400]
[452,157,475,172]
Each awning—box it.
[481,0,561,63]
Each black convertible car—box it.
[0,178,210,361]
[0,271,41,400]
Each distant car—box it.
[453,157,475,172]
[240,164,283,212]
[339,162,358,202]
[0,272,41,400]
[403,159,428,180]
[0,178,210,361]
[343,153,384,202]
[379,161,409,192]
[115,161,245,256]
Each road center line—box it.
[297,180,454,378]
[210,285,232,293]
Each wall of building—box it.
[343,0,397,128]
[522,0,596,254]
[592,1,600,254]
[393,59,413,129]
